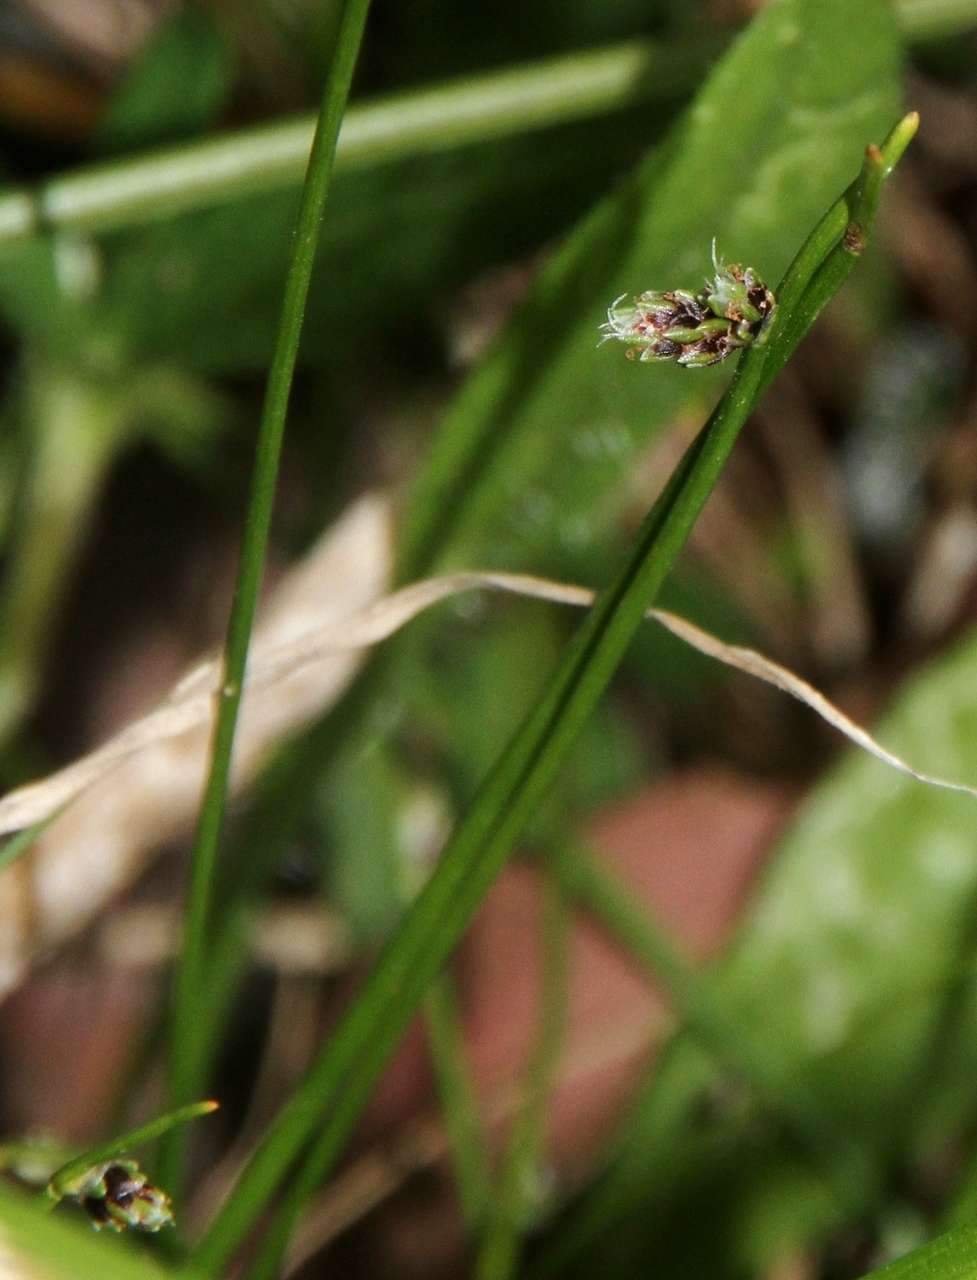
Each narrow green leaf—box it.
[161,0,374,1198]
[191,110,915,1276]
[423,977,493,1229]
[0,37,705,248]
[476,875,570,1280]
[47,1101,218,1201]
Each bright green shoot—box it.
[46,1100,218,1203]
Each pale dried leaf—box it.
[0,493,393,997]
[1,489,974,999]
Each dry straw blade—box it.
[3,550,976,845]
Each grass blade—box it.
[170,0,902,1119]
[47,1101,218,1201]
[475,874,569,1280]
[423,976,493,1229]
[191,114,917,1276]
[161,0,374,1197]
[0,38,707,247]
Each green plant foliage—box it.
[858,1224,977,1278]
[0,1181,200,1280]
[541,624,977,1276]
[95,9,233,154]
[400,0,902,580]
[192,89,917,1280]
[381,0,902,857]
[317,735,406,940]
[0,0,950,1275]
[162,0,375,1204]
[0,109,663,375]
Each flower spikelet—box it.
[600,243,776,368]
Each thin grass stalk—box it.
[0,3,961,247]
[0,38,707,247]
[190,116,917,1276]
[475,874,569,1280]
[161,0,374,1199]
[546,839,876,1212]
[423,976,493,1229]
[46,1102,217,1202]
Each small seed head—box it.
[600,243,776,369]
[77,1161,174,1233]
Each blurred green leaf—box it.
[318,735,405,941]
[0,1180,200,1280]
[0,110,660,374]
[0,361,131,745]
[390,0,901,927]
[858,1223,977,1278]
[400,0,902,580]
[542,622,977,1273]
[96,9,233,153]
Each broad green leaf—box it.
[541,624,977,1275]
[95,9,233,154]
[0,1181,201,1280]
[709,628,977,1137]
[401,0,901,579]
[859,1224,977,1279]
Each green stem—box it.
[161,0,373,1199]
[895,0,977,39]
[0,362,127,747]
[191,115,917,1279]
[47,1101,217,1201]
[423,977,493,1229]
[0,38,706,247]
[476,874,569,1280]
[0,7,954,248]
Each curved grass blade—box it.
[190,113,917,1277]
[163,0,903,1138]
